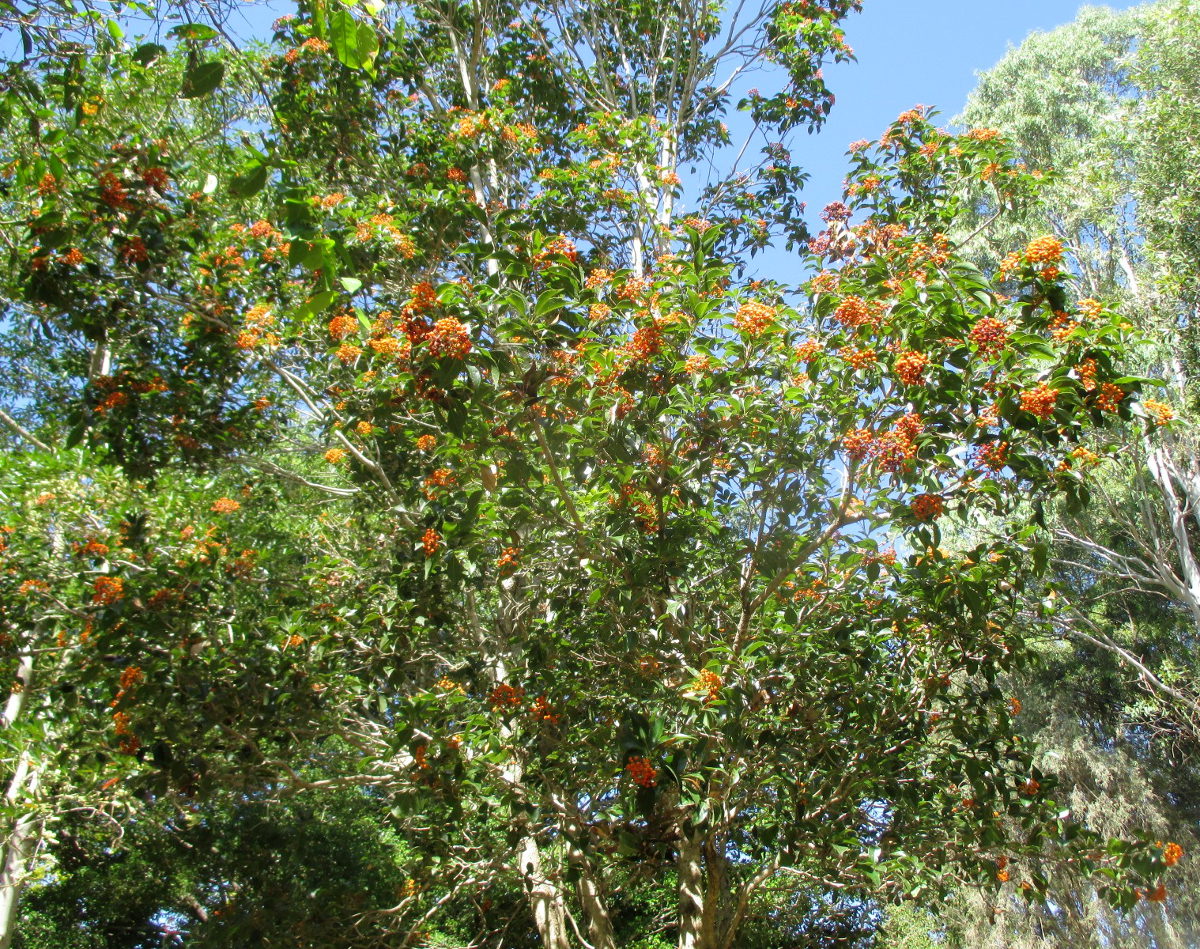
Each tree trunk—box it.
[566,835,616,949]
[1146,442,1200,632]
[0,653,38,949]
[520,835,570,949]
[677,826,717,949]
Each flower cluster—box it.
[426,317,472,359]
[92,576,125,604]
[894,350,929,386]
[1096,382,1124,413]
[531,695,560,724]
[734,301,777,337]
[626,756,657,787]
[910,493,943,521]
[496,546,520,574]
[211,497,241,514]
[324,447,347,464]
[968,318,1010,358]
[1020,383,1057,420]
[1024,235,1064,265]
[488,683,525,709]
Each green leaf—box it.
[296,290,339,319]
[132,43,167,66]
[180,61,225,98]
[328,9,378,71]
[228,163,268,198]
[340,277,363,293]
[169,23,219,41]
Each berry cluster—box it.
[1020,383,1057,420]
[626,756,657,787]
[910,493,943,521]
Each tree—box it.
[0,1,1182,945]
[914,3,1200,944]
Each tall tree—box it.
[0,1,1182,945]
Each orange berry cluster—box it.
[1076,358,1098,392]
[496,546,520,574]
[1096,382,1124,413]
[972,440,1010,472]
[211,497,241,514]
[1161,841,1184,867]
[427,317,472,359]
[968,317,1010,358]
[488,683,525,709]
[422,528,441,557]
[871,430,918,473]
[626,756,657,787]
[1024,235,1064,265]
[626,323,663,361]
[910,493,943,521]
[329,312,358,340]
[695,669,722,702]
[794,339,822,362]
[334,343,362,364]
[1020,383,1057,420]
[616,276,650,301]
[842,428,874,458]
[422,468,457,499]
[77,540,110,558]
[1144,399,1174,425]
[112,710,139,755]
[324,447,347,464]
[894,350,929,386]
[733,300,777,337]
[1138,883,1168,903]
[833,295,876,328]
[92,576,125,605]
[840,346,877,370]
[530,695,560,724]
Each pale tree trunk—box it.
[677,825,719,949]
[0,653,39,949]
[564,830,616,949]
[520,835,570,949]
[1145,441,1200,633]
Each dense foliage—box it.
[0,0,1191,946]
